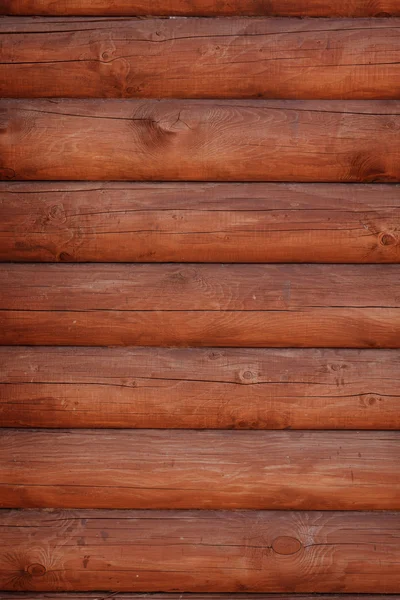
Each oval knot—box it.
[27,563,46,576]
[272,536,302,555]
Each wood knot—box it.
[152,30,165,41]
[330,363,346,371]
[272,536,302,555]
[238,370,257,384]
[59,251,73,261]
[48,204,66,223]
[0,167,16,180]
[208,351,222,360]
[379,232,397,247]
[26,563,46,576]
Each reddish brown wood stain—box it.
[1,2,399,596]
[0,264,399,347]
[1,347,399,430]
[1,18,400,99]
[0,429,399,510]
[1,597,400,600]
[0,510,400,592]
[1,0,399,16]
[1,183,399,263]
[1,99,400,182]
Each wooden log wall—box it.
[0,1,399,599]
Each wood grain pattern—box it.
[0,429,399,510]
[1,0,399,16]
[2,182,400,263]
[1,99,399,182]
[2,309,400,347]
[1,509,400,591]
[2,347,399,430]
[2,18,400,99]
[3,597,400,600]
[1,264,399,347]
[3,264,400,310]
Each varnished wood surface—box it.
[1,264,399,347]
[2,4,400,598]
[1,0,399,16]
[2,18,400,99]
[1,99,399,182]
[2,308,400,347]
[3,264,400,310]
[3,597,400,600]
[2,182,400,263]
[0,429,399,510]
[1,509,400,591]
[2,347,399,430]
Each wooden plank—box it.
[2,308,399,347]
[2,597,400,600]
[1,264,399,347]
[1,509,400,592]
[0,0,399,17]
[2,347,400,430]
[3,264,400,310]
[0,429,399,510]
[1,99,399,182]
[2,18,400,100]
[2,347,400,429]
[2,182,400,263]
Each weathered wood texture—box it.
[1,99,399,182]
[2,182,400,263]
[4,264,400,310]
[2,18,400,99]
[4,309,400,347]
[1,509,400,591]
[3,597,400,600]
[0,429,399,510]
[1,264,399,347]
[1,0,399,16]
[2,347,399,430]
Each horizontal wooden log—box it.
[2,308,399,347]
[0,0,399,16]
[1,99,399,182]
[2,18,400,99]
[3,264,400,310]
[2,347,400,430]
[0,430,399,510]
[2,597,400,600]
[1,264,399,347]
[1,509,400,592]
[2,182,400,263]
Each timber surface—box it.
[4,309,400,347]
[1,0,399,16]
[0,429,399,510]
[0,264,399,347]
[0,509,400,592]
[1,3,400,597]
[2,182,400,263]
[1,99,400,182]
[2,347,399,430]
[2,18,400,99]
[3,597,400,600]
